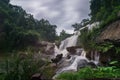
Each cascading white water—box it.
[55,31,80,57]
[53,50,89,79]
[53,26,100,79]
[59,51,88,73]
[59,35,79,50]
[91,51,100,65]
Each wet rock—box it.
[57,56,76,69]
[87,61,97,68]
[66,46,76,53]
[77,59,88,69]
[51,54,63,66]
[67,55,71,59]
[66,46,82,55]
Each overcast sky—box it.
[10,0,90,34]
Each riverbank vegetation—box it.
[0,51,56,80]
[57,66,120,80]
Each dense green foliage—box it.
[90,0,120,22]
[57,67,120,80]
[0,1,57,52]
[0,52,55,80]
[79,0,120,52]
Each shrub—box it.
[57,67,120,80]
[0,52,47,80]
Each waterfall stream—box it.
[53,26,100,79]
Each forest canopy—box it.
[0,0,57,52]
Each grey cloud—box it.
[10,0,90,34]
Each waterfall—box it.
[53,27,100,79]
[92,51,100,65]
[59,52,89,73]
[54,31,80,57]
[59,35,79,50]
[53,50,89,79]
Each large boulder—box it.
[51,54,63,66]
[66,46,82,55]
[97,20,120,43]
[34,41,55,55]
